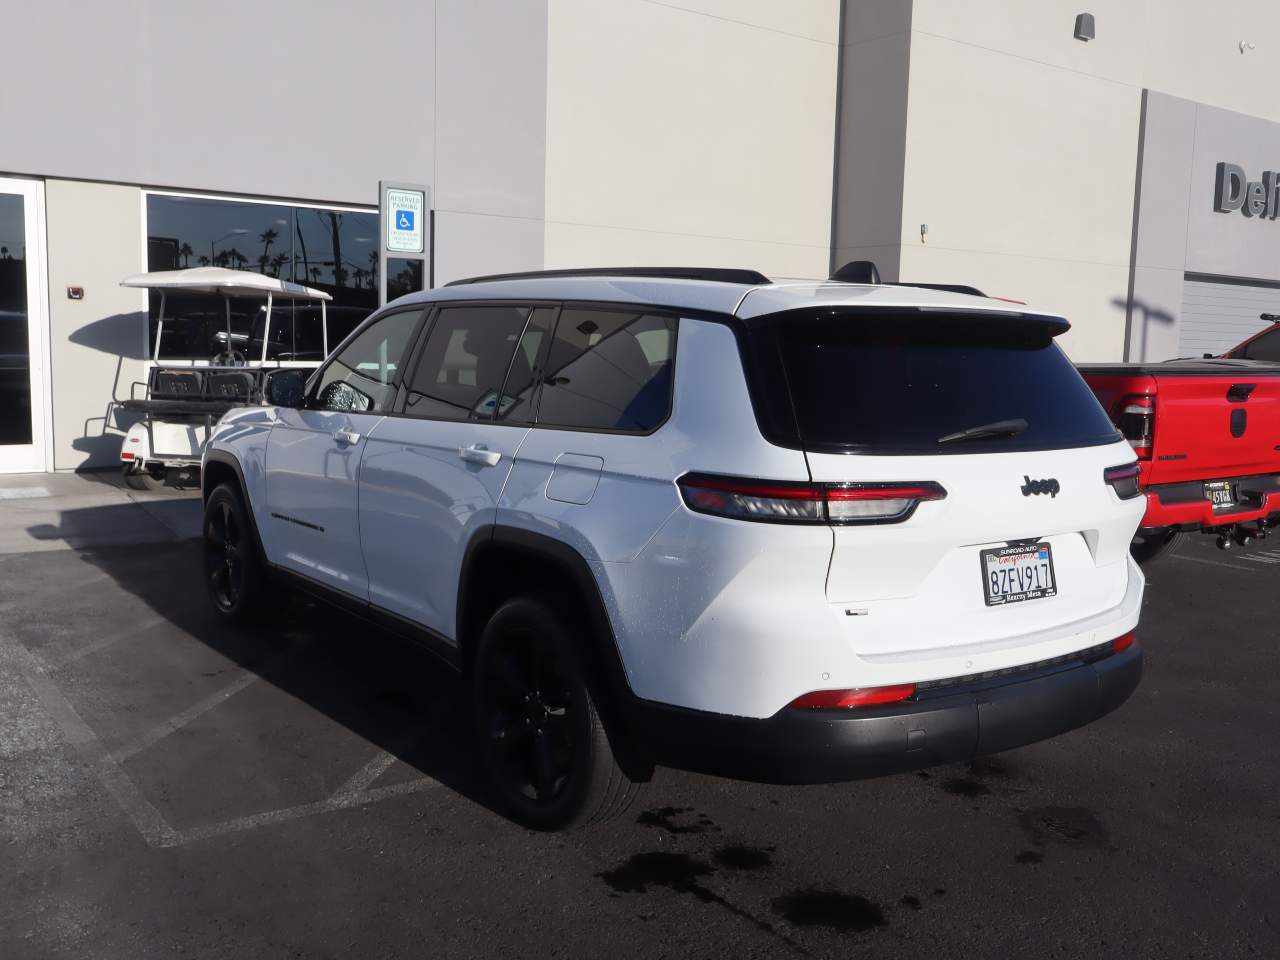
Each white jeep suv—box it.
[201,266,1146,830]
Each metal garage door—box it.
[1179,278,1280,358]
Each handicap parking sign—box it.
[385,188,425,253]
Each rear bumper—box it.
[628,643,1142,785]
[1141,474,1280,529]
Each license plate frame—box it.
[1204,480,1235,509]
[981,542,1057,608]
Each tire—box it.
[1130,527,1184,566]
[203,483,266,622]
[122,462,165,491]
[471,597,641,831]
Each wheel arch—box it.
[202,450,269,564]
[457,525,653,780]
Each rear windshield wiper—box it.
[937,418,1029,444]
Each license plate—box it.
[1204,480,1235,509]
[981,542,1057,607]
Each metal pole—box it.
[153,291,166,362]
[225,296,232,364]
[262,293,272,364]
[321,300,328,358]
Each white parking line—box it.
[44,614,169,668]
[1173,553,1261,572]
[177,774,444,846]
[331,750,400,802]
[106,670,263,764]
[14,643,182,848]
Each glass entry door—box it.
[0,177,48,473]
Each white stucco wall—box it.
[44,181,147,471]
[542,0,840,279]
[890,2,1280,360]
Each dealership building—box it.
[5,0,1280,475]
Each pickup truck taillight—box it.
[676,474,947,525]
[1113,395,1154,460]
[1104,462,1142,500]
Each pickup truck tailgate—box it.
[1150,375,1280,484]
[1079,361,1280,486]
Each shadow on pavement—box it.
[27,502,501,820]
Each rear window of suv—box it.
[743,311,1121,455]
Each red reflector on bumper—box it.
[1111,631,1136,653]
[787,683,916,710]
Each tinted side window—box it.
[1243,328,1280,361]
[403,305,530,422]
[536,308,676,432]
[311,310,422,412]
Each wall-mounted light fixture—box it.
[1074,13,1095,42]
[920,224,929,244]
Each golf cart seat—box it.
[150,369,204,400]
[205,370,257,402]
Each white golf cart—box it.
[114,267,332,490]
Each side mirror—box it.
[265,369,308,408]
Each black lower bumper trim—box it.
[627,644,1142,785]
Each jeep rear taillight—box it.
[1113,395,1154,460]
[676,474,946,525]
[1103,462,1142,500]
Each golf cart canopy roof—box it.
[120,267,333,302]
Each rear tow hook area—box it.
[1214,518,1276,550]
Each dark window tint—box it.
[146,195,378,360]
[0,193,32,445]
[536,308,676,432]
[1242,328,1280,362]
[311,310,422,412]
[386,258,425,302]
[496,307,557,425]
[403,306,529,421]
[750,312,1119,454]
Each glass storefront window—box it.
[386,257,425,303]
[0,194,32,445]
[145,195,378,360]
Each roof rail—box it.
[444,266,772,287]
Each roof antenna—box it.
[830,260,880,284]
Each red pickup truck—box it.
[1078,359,1280,563]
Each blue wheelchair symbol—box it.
[396,209,415,231]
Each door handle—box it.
[333,428,362,445]
[459,444,502,467]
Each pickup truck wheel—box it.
[203,483,265,621]
[1130,527,1183,566]
[122,462,164,491]
[472,598,640,831]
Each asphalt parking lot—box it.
[1,478,1277,959]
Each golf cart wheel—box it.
[122,462,165,491]
[203,483,266,622]
[472,598,640,831]
[1130,527,1184,566]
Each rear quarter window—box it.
[744,311,1121,455]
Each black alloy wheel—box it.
[472,598,639,830]
[478,625,577,806]
[202,483,264,621]
[205,497,245,612]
